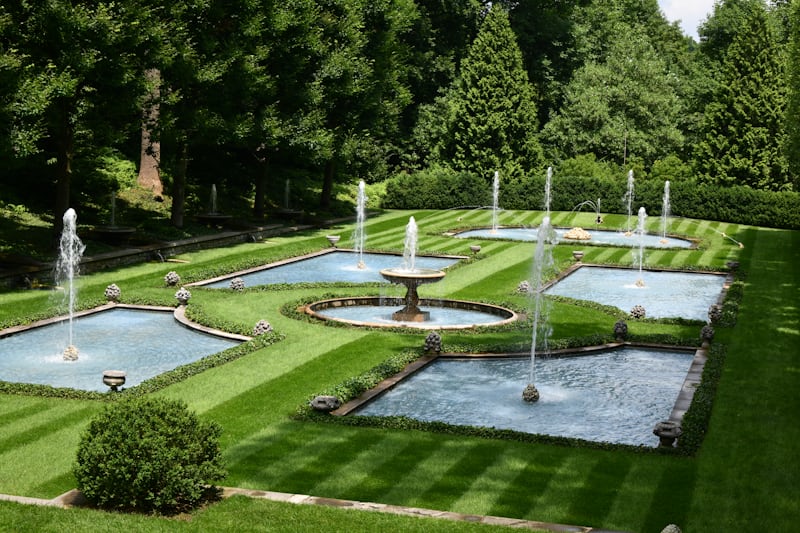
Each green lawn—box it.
[0,209,797,532]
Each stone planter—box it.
[572,251,585,262]
[326,235,341,247]
[469,245,481,254]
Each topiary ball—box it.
[73,397,226,515]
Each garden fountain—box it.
[491,171,500,233]
[379,217,446,321]
[660,181,671,243]
[624,170,635,233]
[92,192,136,244]
[302,217,518,329]
[353,180,367,269]
[56,208,86,361]
[196,184,232,226]
[523,216,557,402]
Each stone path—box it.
[0,487,631,533]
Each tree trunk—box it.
[137,69,163,197]
[320,159,336,210]
[52,102,74,247]
[171,141,187,228]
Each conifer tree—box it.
[785,0,800,189]
[441,5,543,179]
[693,4,788,190]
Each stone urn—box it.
[175,287,191,305]
[102,370,126,392]
[572,250,585,262]
[326,235,341,247]
[469,245,481,255]
[653,420,682,448]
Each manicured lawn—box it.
[0,209,797,532]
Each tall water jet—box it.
[660,181,671,241]
[524,216,557,402]
[490,171,500,233]
[544,166,553,216]
[209,184,219,214]
[56,208,86,361]
[401,216,418,272]
[354,180,367,268]
[623,170,635,233]
[634,207,647,287]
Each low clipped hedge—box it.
[73,397,226,515]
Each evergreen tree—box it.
[542,23,683,167]
[693,3,788,190]
[438,5,543,179]
[785,0,800,189]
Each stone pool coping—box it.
[332,341,707,449]
[0,486,631,533]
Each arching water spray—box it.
[56,208,85,360]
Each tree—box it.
[785,0,800,189]
[3,1,151,239]
[693,2,788,190]
[433,5,543,180]
[309,0,419,210]
[542,23,684,167]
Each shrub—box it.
[73,397,226,515]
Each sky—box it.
[658,0,717,41]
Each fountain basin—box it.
[543,266,728,321]
[379,267,447,321]
[0,306,242,392]
[454,227,694,249]
[305,297,518,330]
[197,250,461,288]
[349,346,694,446]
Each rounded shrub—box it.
[73,397,226,515]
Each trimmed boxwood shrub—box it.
[73,397,226,515]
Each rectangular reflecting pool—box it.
[200,250,461,287]
[544,266,727,320]
[354,347,693,446]
[0,308,240,391]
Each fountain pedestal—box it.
[380,268,446,322]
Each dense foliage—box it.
[73,397,226,514]
[1,0,796,237]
